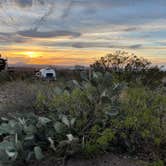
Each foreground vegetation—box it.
[0,52,166,166]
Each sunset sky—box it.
[0,0,166,66]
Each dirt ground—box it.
[0,83,12,115]
[0,81,39,116]
[31,154,147,166]
[0,81,32,103]
[0,84,14,104]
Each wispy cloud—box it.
[17,29,81,38]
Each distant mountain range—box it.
[8,63,89,70]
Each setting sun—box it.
[24,52,39,58]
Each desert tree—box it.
[91,50,151,73]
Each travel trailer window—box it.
[46,73,54,78]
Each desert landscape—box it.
[0,0,166,166]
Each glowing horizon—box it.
[2,48,166,67]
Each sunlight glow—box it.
[23,52,40,58]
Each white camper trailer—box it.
[36,67,56,80]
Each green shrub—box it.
[0,114,80,165]
[114,87,166,156]
[149,160,164,166]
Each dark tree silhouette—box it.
[0,54,7,71]
[91,50,151,73]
